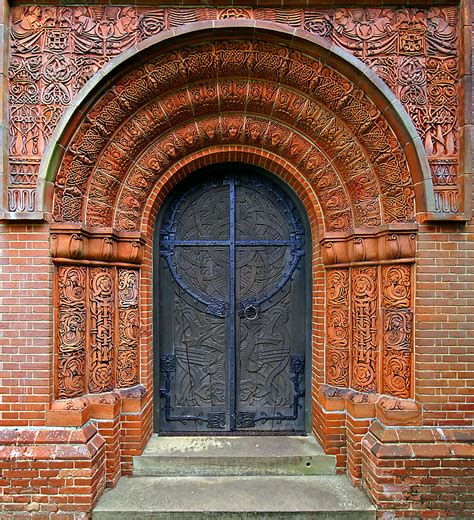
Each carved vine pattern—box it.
[382,264,413,398]
[326,269,350,387]
[118,269,140,388]
[57,266,86,399]
[8,6,460,215]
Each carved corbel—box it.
[376,396,421,426]
[320,224,418,267]
[50,224,146,265]
[116,384,147,413]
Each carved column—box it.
[326,269,350,387]
[56,266,87,399]
[117,269,140,388]
[89,268,116,393]
[52,226,145,402]
[381,264,413,398]
[351,267,378,393]
[322,226,416,398]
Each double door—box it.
[157,166,307,433]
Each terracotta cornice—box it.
[320,224,418,267]
[50,224,146,265]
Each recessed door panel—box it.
[156,166,307,433]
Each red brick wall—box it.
[0,423,106,516]
[362,422,474,518]
[415,221,474,427]
[0,223,53,427]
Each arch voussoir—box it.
[54,37,416,231]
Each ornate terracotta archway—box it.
[46,22,424,482]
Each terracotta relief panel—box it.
[117,269,140,388]
[57,266,87,399]
[7,6,462,217]
[351,267,378,393]
[324,256,414,398]
[381,264,413,398]
[326,269,350,387]
[55,264,140,399]
[303,7,460,216]
[89,268,115,393]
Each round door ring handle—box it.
[244,304,259,320]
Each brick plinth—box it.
[362,421,474,518]
[0,423,106,517]
[118,388,152,476]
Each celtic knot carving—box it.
[325,259,414,398]
[89,268,115,393]
[57,266,86,399]
[326,269,350,387]
[117,269,139,388]
[351,267,378,392]
[327,269,349,305]
[119,269,139,307]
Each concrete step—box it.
[93,475,375,519]
[133,435,336,477]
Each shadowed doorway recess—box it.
[155,164,308,433]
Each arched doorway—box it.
[44,22,425,483]
[154,163,310,433]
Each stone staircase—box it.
[93,435,375,519]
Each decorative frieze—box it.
[55,264,140,399]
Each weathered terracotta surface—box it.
[55,264,140,400]
[7,6,463,218]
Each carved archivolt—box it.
[112,115,356,233]
[51,39,416,231]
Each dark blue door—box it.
[156,164,307,433]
